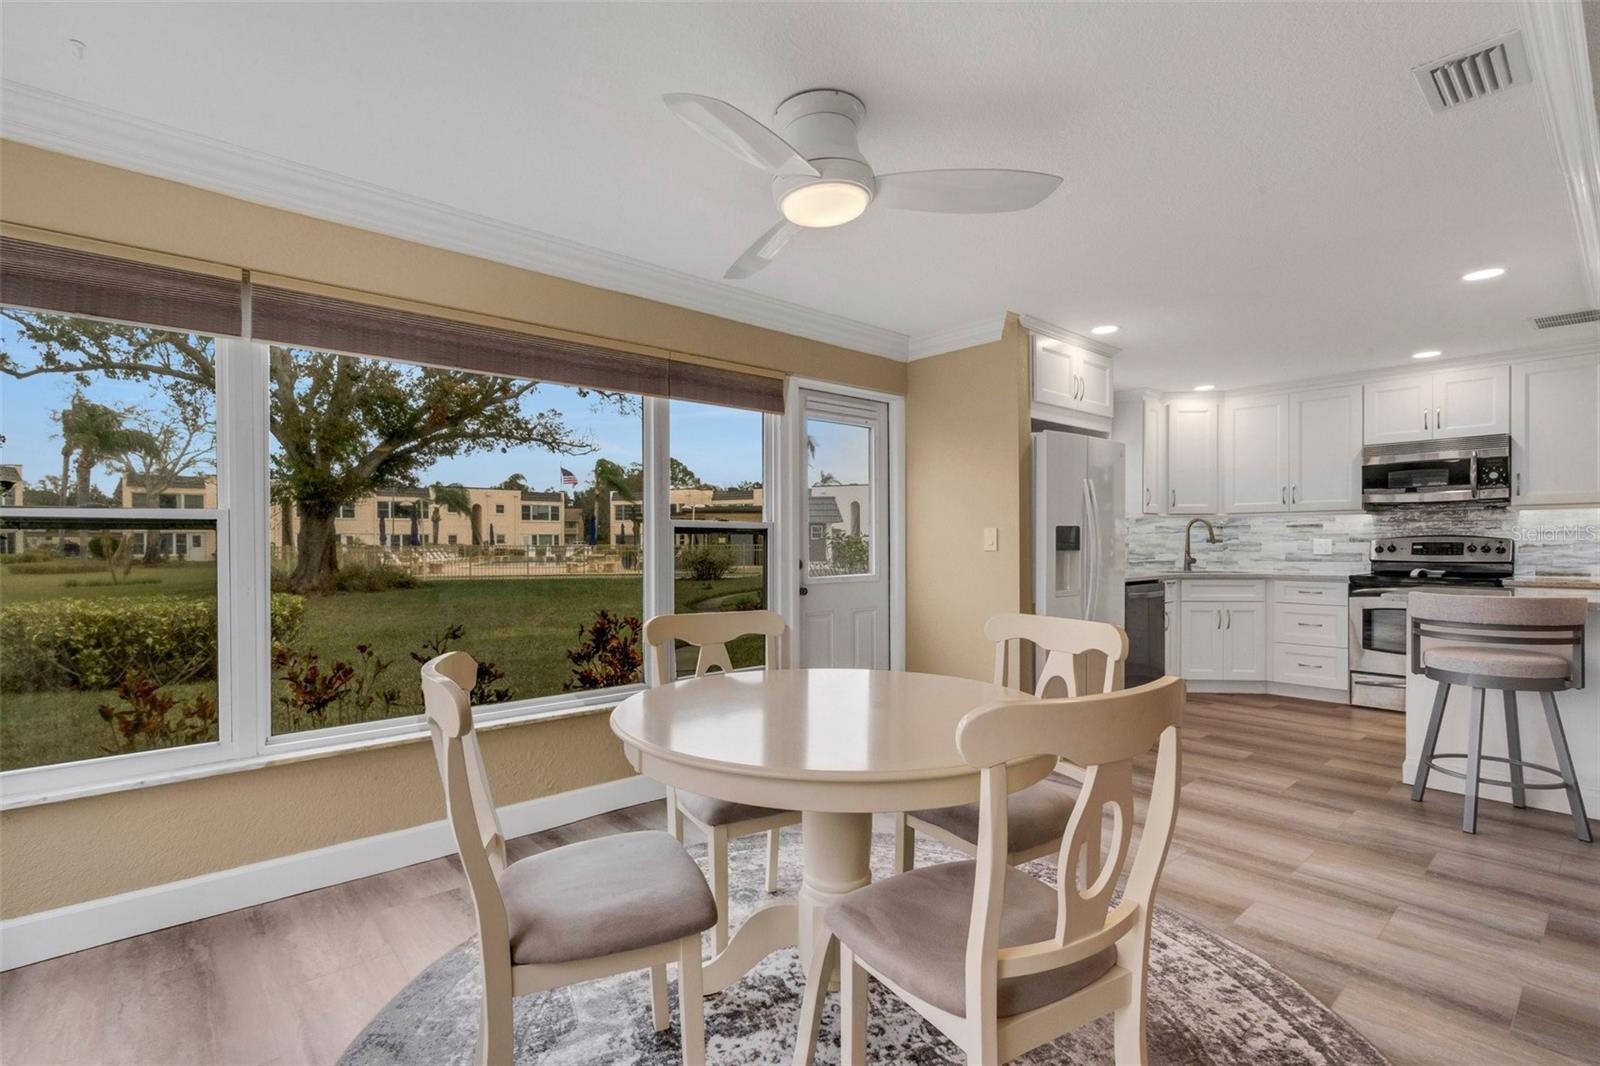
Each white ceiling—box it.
[0,2,1592,390]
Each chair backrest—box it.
[954,676,1184,1023]
[985,612,1129,697]
[642,609,786,685]
[1409,591,1587,685]
[420,652,510,955]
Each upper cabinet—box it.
[1222,385,1361,514]
[1032,336,1114,423]
[1364,365,1508,445]
[1511,352,1600,506]
[1112,394,1167,515]
[1167,394,1219,513]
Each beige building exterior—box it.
[114,473,220,561]
[270,485,568,550]
[607,486,766,544]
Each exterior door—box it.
[797,390,891,669]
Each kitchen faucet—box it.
[1183,517,1218,572]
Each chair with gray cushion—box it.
[1409,592,1591,841]
[892,613,1129,873]
[799,677,1185,1065]
[643,609,797,954]
[421,652,715,1066]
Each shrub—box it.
[564,609,642,690]
[333,563,419,594]
[99,673,218,754]
[678,543,735,582]
[1,593,303,692]
[827,530,870,573]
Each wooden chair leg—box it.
[892,814,913,874]
[650,963,670,1032]
[710,827,730,953]
[666,788,684,842]
[1113,987,1149,1066]
[1412,681,1450,801]
[792,929,838,1066]
[677,937,705,1066]
[1503,690,1526,809]
[1541,691,1594,843]
[1462,688,1485,834]
[840,946,868,1066]
[766,828,781,893]
[476,959,514,1066]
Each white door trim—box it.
[781,378,906,671]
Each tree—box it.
[498,473,529,492]
[594,459,643,546]
[815,470,842,486]
[430,482,476,545]
[56,396,159,577]
[3,311,612,592]
[669,458,702,489]
[118,401,214,564]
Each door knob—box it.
[799,586,808,596]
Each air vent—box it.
[1531,309,1600,330]
[1413,31,1530,113]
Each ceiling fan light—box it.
[780,181,871,228]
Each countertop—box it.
[1126,571,1351,583]
[1504,578,1600,590]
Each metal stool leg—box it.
[1503,690,1526,809]
[1412,680,1450,802]
[1463,688,1485,834]
[1540,691,1593,843]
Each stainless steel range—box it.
[1348,534,1513,710]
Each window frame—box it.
[0,319,802,807]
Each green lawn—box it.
[2,559,764,770]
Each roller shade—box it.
[251,284,785,413]
[0,235,243,337]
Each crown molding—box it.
[0,80,912,360]
[1518,1,1600,307]
[904,314,1010,360]
[1017,314,1122,357]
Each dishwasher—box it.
[1124,580,1166,687]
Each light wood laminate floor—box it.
[2,694,1596,1065]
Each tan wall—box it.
[905,315,1031,681]
[0,142,906,396]
[0,711,630,918]
[0,141,903,919]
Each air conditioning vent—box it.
[1413,31,1530,113]
[1531,309,1600,330]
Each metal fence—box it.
[270,538,771,580]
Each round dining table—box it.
[609,667,1050,1017]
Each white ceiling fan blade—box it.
[724,220,799,280]
[874,169,1063,213]
[664,93,819,177]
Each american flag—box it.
[560,467,578,488]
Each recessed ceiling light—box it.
[1090,324,1119,336]
[1461,267,1506,282]
[1193,384,1215,391]
[1412,350,1442,359]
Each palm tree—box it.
[430,482,477,545]
[57,397,157,576]
[593,459,643,546]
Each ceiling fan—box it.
[664,89,1063,280]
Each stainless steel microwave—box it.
[1361,434,1511,508]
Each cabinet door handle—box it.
[1423,409,1429,432]
[1170,489,1177,508]
[1215,610,1221,629]
[1145,486,1151,507]
[1281,486,1287,504]
[1297,662,1321,670]
[1435,406,1441,429]
[1296,621,1316,626]
[1516,472,1522,496]
[1291,485,1297,505]
[1226,609,1232,629]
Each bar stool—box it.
[1409,591,1590,841]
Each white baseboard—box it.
[0,774,664,971]
[1184,680,1351,704]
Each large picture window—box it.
[1,311,222,771]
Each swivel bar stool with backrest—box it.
[1409,591,1591,841]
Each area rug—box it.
[342,830,1386,1065]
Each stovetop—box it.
[1353,534,1514,589]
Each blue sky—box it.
[0,319,868,494]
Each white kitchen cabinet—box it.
[1364,373,1433,445]
[1511,352,1600,506]
[1111,394,1166,515]
[1363,366,1508,445]
[1181,599,1265,681]
[1180,602,1226,680]
[1166,395,1219,513]
[1434,364,1509,438]
[1222,393,1290,513]
[1289,384,1363,511]
[1272,644,1348,690]
[1032,337,1114,422]
[1163,579,1180,676]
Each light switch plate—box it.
[1312,537,1333,556]
[983,527,998,552]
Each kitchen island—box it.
[1404,585,1600,820]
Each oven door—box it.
[1349,589,1410,676]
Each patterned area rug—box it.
[343,830,1386,1065]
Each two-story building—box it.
[269,485,568,551]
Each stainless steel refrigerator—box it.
[1032,430,1125,627]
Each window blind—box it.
[251,284,785,412]
[0,235,243,337]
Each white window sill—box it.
[0,698,621,812]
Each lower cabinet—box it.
[1272,643,1348,690]
[1180,600,1265,681]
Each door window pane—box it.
[0,310,218,510]
[805,418,872,577]
[0,517,220,770]
[672,527,769,675]
[267,345,644,735]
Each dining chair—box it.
[643,609,798,953]
[893,613,1129,873]
[420,653,716,1066]
[802,675,1183,1066]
